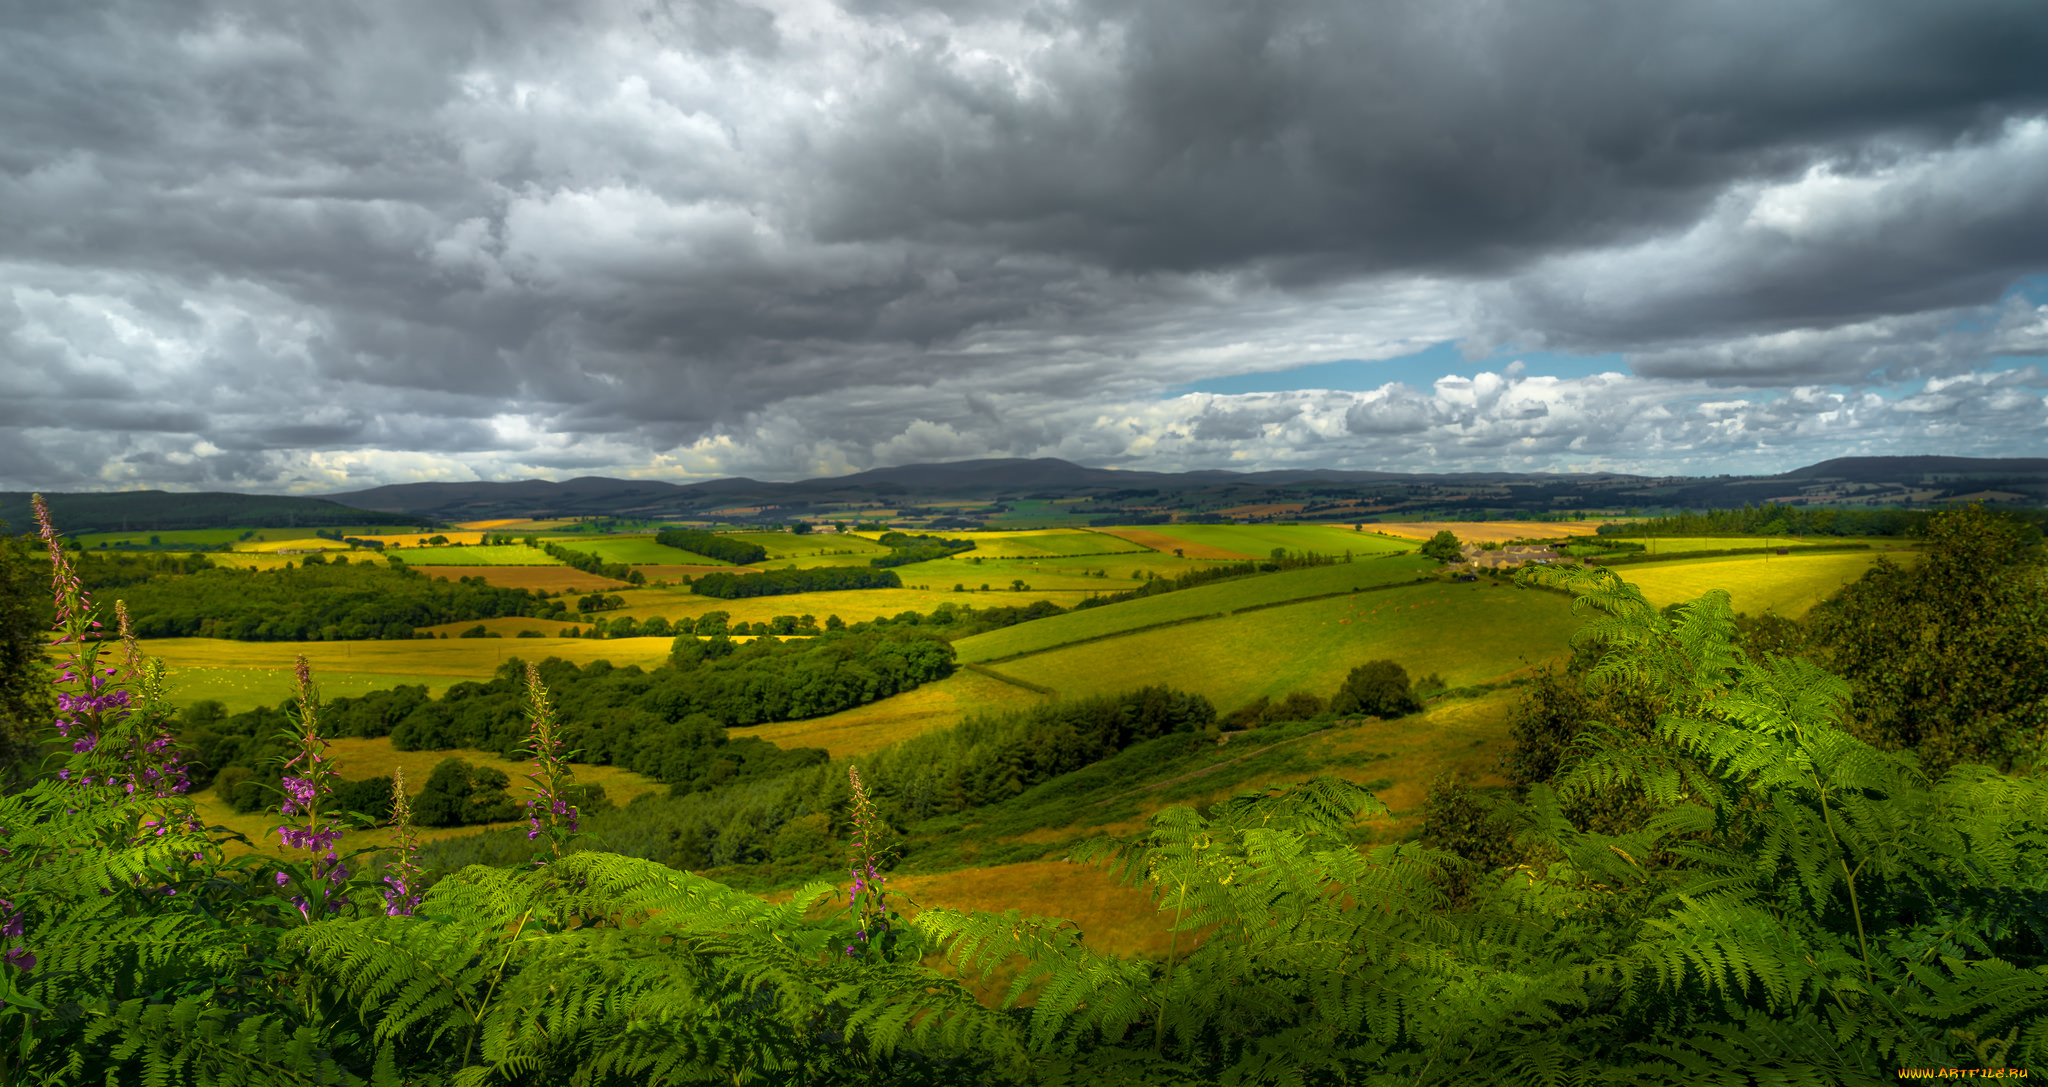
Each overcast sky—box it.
[4,0,2047,494]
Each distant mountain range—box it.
[333,454,2048,524]
[11,455,2046,535]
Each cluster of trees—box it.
[867,531,976,567]
[61,559,563,641]
[416,685,1218,878]
[652,528,767,565]
[539,540,644,584]
[172,630,951,813]
[690,565,901,599]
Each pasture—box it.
[608,584,1106,629]
[143,636,680,711]
[957,530,1148,559]
[730,531,892,559]
[954,555,1439,664]
[1106,523,1414,561]
[988,579,1582,713]
[743,669,1049,759]
[570,536,729,566]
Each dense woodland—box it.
[689,565,903,598]
[51,555,563,641]
[0,505,2043,1083]
[653,529,768,565]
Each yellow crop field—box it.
[743,669,1048,759]
[143,637,679,704]
[1621,550,1898,617]
[187,736,665,860]
[1373,521,1611,543]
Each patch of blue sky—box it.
[1166,341,1627,396]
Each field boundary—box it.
[1585,542,1877,566]
[1091,729,1332,806]
[962,663,1059,697]
[972,576,1442,666]
[973,613,1228,665]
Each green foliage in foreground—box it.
[5,569,2047,1084]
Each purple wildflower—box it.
[518,663,581,865]
[380,765,424,918]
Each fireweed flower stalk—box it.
[35,494,127,791]
[110,602,192,802]
[379,766,424,918]
[518,662,582,867]
[843,764,897,961]
[270,656,351,922]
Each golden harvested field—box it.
[1095,527,1256,560]
[452,519,530,531]
[188,736,665,860]
[743,669,1048,759]
[1373,521,1612,543]
[1621,550,1898,618]
[413,566,634,593]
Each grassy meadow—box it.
[987,579,1582,712]
[390,544,563,566]
[1104,523,1414,559]
[143,636,680,713]
[955,555,1439,664]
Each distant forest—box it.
[65,553,560,641]
[0,491,437,536]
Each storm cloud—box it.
[2,0,2045,491]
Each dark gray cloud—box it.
[2,0,2046,491]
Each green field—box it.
[167,667,469,714]
[987,579,1581,712]
[557,536,731,566]
[1125,524,1414,558]
[908,551,1213,592]
[961,531,1148,559]
[141,636,681,714]
[393,545,564,566]
[731,531,892,559]
[955,556,1439,664]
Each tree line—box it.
[51,557,565,641]
[170,627,957,823]
[539,540,646,584]
[653,528,768,565]
[689,565,902,598]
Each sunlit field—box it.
[953,529,1149,558]
[1371,521,1612,543]
[1621,550,1904,617]
[408,566,635,593]
[742,669,1049,759]
[990,579,1582,712]
[390,544,564,565]
[144,636,680,710]
[955,555,1438,664]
